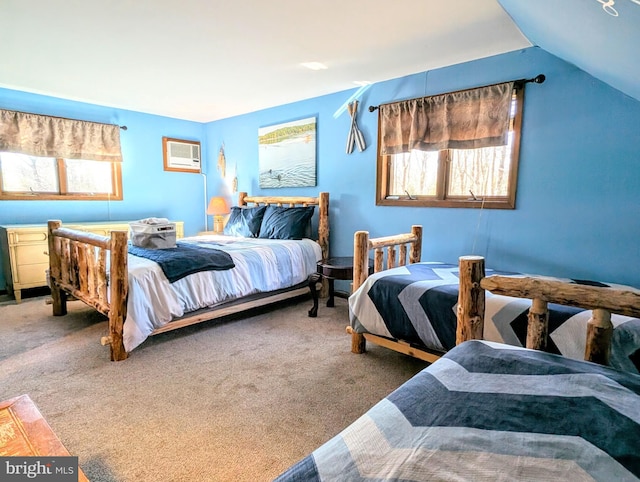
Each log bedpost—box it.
[47,220,67,316]
[317,192,330,298]
[108,231,129,361]
[410,225,422,264]
[526,298,549,351]
[457,256,486,344]
[351,230,370,354]
[318,192,330,262]
[353,231,370,293]
[584,308,613,365]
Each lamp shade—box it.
[207,196,230,216]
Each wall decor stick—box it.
[217,144,226,177]
[346,100,366,154]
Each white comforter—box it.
[123,235,322,352]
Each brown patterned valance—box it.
[0,109,122,162]
[379,82,515,154]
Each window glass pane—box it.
[447,143,511,198]
[65,159,113,194]
[389,150,439,196]
[0,152,58,192]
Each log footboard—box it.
[48,220,129,361]
[350,225,423,355]
[457,255,640,365]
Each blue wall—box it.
[2,46,640,292]
[204,47,640,287]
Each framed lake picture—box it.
[258,116,316,188]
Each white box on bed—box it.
[129,222,176,249]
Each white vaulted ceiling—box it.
[1,0,637,123]
[0,0,530,121]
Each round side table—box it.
[308,257,370,317]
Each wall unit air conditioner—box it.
[162,137,201,173]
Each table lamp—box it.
[207,196,230,233]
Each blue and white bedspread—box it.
[124,235,322,352]
[275,340,640,481]
[349,262,640,374]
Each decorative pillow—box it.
[258,206,315,240]
[223,206,267,238]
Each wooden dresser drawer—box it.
[11,230,48,244]
[14,243,49,266]
[15,262,49,285]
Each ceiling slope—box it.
[499,0,640,103]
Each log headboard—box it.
[238,191,329,261]
[352,225,422,293]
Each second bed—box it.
[348,225,640,373]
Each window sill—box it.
[376,197,515,209]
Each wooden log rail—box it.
[350,225,423,354]
[457,255,640,366]
[353,225,422,293]
[48,220,129,361]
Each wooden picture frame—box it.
[162,137,202,173]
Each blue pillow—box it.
[223,206,267,237]
[258,206,315,240]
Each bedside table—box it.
[197,230,223,236]
[308,257,372,317]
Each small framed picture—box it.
[162,137,202,173]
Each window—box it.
[0,109,124,201]
[0,153,122,200]
[376,83,524,209]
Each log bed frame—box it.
[349,225,640,366]
[47,192,330,361]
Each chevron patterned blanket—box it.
[348,262,640,374]
[275,340,640,481]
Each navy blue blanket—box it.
[128,241,235,283]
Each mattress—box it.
[349,262,640,373]
[123,234,322,352]
[275,340,640,481]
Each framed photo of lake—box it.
[258,117,316,188]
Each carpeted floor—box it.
[0,293,428,481]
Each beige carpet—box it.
[0,293,428,481]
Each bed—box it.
[348,226,640,373]
[46,192,329,361]
[275,339,640,481]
